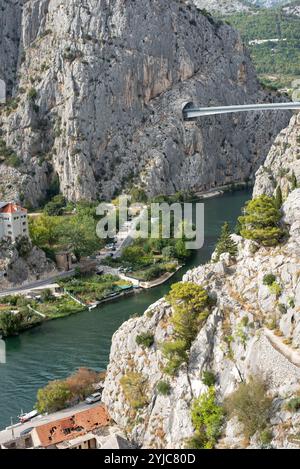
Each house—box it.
[30,405,111,449]
[0,202,29,243]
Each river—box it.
[0,189,251,429]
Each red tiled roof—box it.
[0,203,27,214]
[33,405,110,448]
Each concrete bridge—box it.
[183,102,300,120]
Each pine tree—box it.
[214,222,238,262]
[274,185,283,209]
[238,195,284,247]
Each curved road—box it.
[0,270,75,297]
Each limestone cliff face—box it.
[253,113,300,198]
[0,0,290,206]
[102,114,300,449]
[0,240,56,288]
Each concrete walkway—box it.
[264,328,300,368]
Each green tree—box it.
[0,312,23,337]
[166,282,210,346]
[174,239,189,260]
[122,246,145,265]
[57,214,100,261]
[29,214,60,247]
[36,380,71,414]
[187,387,224,449]
[274,186,283,209]
[162,245,176,261]
[238,195,284,246]
[214,222,238,262]
[44,194,66,216]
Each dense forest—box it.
[225,3,300,88]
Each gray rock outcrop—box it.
[102,114,300,449]
[0,0,290,207]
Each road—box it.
[184,102,300,119]
[0,270,75,297]
[0,401,102,445]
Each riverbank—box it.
[0,189,252,429]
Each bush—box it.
[263,274,276,286]
[260,428,273,446]
[157,381,171,396]
[285,397,300,412]
[28,87,38,101]
[214,222,238,262]
[186,387,224,449]
[0,311,23,337]
[162,339,188,376]
[238,195,285,246]
[224,376,272,438]
[36,380,71,414]
[143,265,163,281]
[136,332,154,348]
[120,372,149,410]
[44,194,66,216]
[202,370,216,387]
[269,282,282,298]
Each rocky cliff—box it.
[102,113,300,449]
[0,239,56,288]
[0,0,290,207]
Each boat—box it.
[19,409,38,423]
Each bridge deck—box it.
[184,102,300,119]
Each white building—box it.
[0,202,29,243]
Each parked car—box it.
[20,427,34,436]
[85,392,102,404]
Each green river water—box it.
[0,189,251,429]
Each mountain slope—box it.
[0,0,290,207]
[224,3,300,88]
[102,113,300,449]
[191,0,253,15]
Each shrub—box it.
[186,387,224,449]
[120,372,149,410]
[28,87,38,101]
[136,332,154,348]
[162,339,188,376]
[202,370,216,387]
[143,265,163,281]
[274,186,283,209]
[269,282,282,298]
[214,222,238,262]
[36,380,71,414]
[0,311,23,337]
[157,381,171,396]
[224,376,272,438]
[263,274,276,286]
[66,367,101,400]
[238,195,285,246]
[260,428,273,446]
[285,397,300,412]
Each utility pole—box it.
[10,417,15,439]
